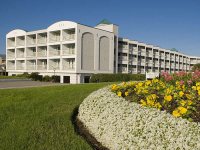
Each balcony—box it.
[27,34,36,45]
[141,51,146,56]
[119,44,128,50]
[146,53,153,57]
[26,47,36,58]
[7,37,15,47]
[62,58,75,70]
[49,59,60,70]
[16,36,25,46]
[49,30,60,43]
[62,43,75,55]
[37,46,47,57]
[118,56,128,61]
[16,60,25,70]
[118,67,127,73]
[37,33,47,44]
[37,59,47,70]
[62,29,75,41]
[16,48,25,58]
[26,60,36,70]
[49,45,60,57]
[7,60,15,70]
[7,49,15,59]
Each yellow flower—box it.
[196,82,200,86]
[180,100,187,106]
[192,86,197,91]
[187,100,193,106]
[155,102,162,109]
[172,110,181,117]
[197,86,200,91]
[125,91,129,96]
[178,106,187,114]
[166,88,172,94]
[179,91,184,97]
[186,94,192,99]
[147,99,154,106]
[138,82,143,87]
[111,84,118,90]
[153,79,159,83]
[117,92,122,97]
[140,99,146,106]
[164,95,172,102]
[198,90,200,96]
[151,94,157,100]
[145,80,151,85]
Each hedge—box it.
[90,74,145,83]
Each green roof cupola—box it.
[97,19,112,25]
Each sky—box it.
[0,0,200,56]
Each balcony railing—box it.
[118,56,128,61]
[16,53,25,58]
[37,65,47,70]
[27,39,36,45]
[7,53,15,59]
[49,65,60,70]
[62,65,75,70]
[118,67,127,72]
[16,41,25,46]
[26,65,36,70]
[49,50,60,56]
[49,36,60,42]
[26,52,36,58]
[62,49,75,55]
[16,65,25,70]
[37,38,47,44]
[63,34,75,41]
[37,51,47,57]
[7,65,15,70]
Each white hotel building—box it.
[6,20,200,83]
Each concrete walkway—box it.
[0,80,61,89]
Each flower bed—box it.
[78,87,200,149]
[112,71,200,123]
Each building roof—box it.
[97,19,112,25]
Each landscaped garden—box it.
[78,71,200,149]
[0,83,110,150]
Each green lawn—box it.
[0,83,110,150]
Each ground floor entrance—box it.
[84,76,90,83]
[63,76,70,83]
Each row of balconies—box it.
[7,29,75,48]
[7,44,75,59]
[118,56,191,64]
[7,58,75,71]
[120,47,191,59]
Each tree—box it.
[192,63,200,72]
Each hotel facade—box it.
[6,20,200,83]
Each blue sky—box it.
[0,0,200,56]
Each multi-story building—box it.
[117,38,200,74]
[6,20,200,83]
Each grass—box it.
[0,83,110,150]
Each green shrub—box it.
[42,75,52,82]
[90,74,145,83]
[29,72,42,81]
[16,72,30,78]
